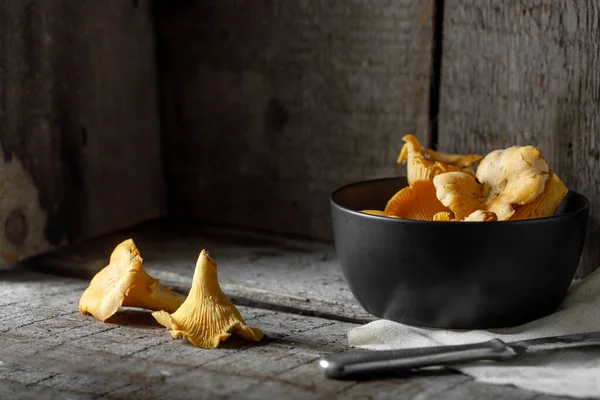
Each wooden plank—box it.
[0,0,165,263]
[0,267,566,400]
[0,269,353,398]
[437,0,600,276]
[31,221,376,324]
[155,0,435,241]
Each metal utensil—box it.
[318,331,600,379]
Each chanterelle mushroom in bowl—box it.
[330,176,589,329]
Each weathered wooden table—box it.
[0,221,570,399]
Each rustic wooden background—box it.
[0,0,165,263]
[1,0,599,276]
[155,0,435,240]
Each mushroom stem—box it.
[397,134,482,185]
[78,239,186,322]
[189,250,220,296]
[122,279,187,314]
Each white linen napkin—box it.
[348,268,600,398]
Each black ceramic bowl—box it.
[330,177,590,329]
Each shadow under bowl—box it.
[330,177,590,329]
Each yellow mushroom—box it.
[152,250,263,349]
[79,239,186,322]
[432,211,455,221]
[511,170,568,220]
[476,146,549,220]
[360,210,401,218]
[433,172,487,221]
[463,210,498,222]
[424,149,485,170]
[397,134,483,184]
[384,179,452,220]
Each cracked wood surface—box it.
[0,266,570,400]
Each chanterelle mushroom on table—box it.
[152,250,263,349]
[79,239,186,322]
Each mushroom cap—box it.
[78,239,185,322]
[433,172,486,221]
[511,170,568,220]
[152,250,263,349]
[431,146,554,222]
[476,146,549,220]
[384,179,452,220]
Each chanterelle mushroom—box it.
[79,239,186,322]
[152,250,263,349]
[432,146,556,222]
[424,148,485,170]
[384,179,451,220]
[463,210,498,222]
[432,211,454,221]
[433,172,486,221]
[511,171,568,220]
[397,134,482,184]
[476,146,550,220]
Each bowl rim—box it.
[330,176,590,225]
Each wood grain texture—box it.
[31,220,376,324]
[437,0,600,276]
[0,0,165,262]
[155,0,434,241]
[0,266,570,399]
